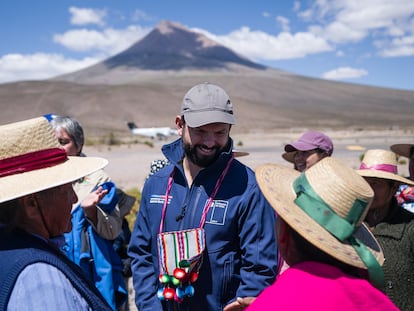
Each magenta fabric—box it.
[359,162,397,174]
[247,261,398,311]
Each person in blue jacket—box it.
[128,82,278,311]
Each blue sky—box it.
[1,0,414,90]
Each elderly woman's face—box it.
[54,128,80,156]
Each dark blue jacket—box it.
[128,138,278,311]
[0,228,111,311]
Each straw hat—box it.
[390,143,414,159]
[232,149,249,157]
[357,149,414,185]
[256,157,384,271]
[0,117,108,203]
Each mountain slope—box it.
[1,21,413,136]
[56,20,266,84]
[105,20,265,71]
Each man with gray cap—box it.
[128,82,277,311]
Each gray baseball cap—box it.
[181,82,236,127]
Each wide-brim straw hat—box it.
[256,157,384,270]
[232,149,249,157]
[390,143,414,159]
[357,149,414,185]
[0,117,108,203]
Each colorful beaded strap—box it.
[157,155,234,302]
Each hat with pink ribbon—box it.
[357,149,414,185]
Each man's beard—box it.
[183,142,223,167]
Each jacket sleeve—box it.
[236,182,278,298]
[85,171,123,240]
[128,184,164,311]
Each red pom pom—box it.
[189,271,199,283]
[173,268,187,281]
[163,287,175,300]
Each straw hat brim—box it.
[0,156,108,203]
[256,163,384,269]
[390,144,414,158]
[232,150,249,157]
[357,169,414,185]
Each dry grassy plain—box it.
[85,128,414,192]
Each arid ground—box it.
[85,129,413,192]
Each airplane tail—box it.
[127,122,137,130]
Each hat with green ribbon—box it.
[256,157,385,288]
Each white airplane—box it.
[127,122,178,139]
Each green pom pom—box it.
[179,260,190,268]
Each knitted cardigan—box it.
[0,228,112,311]
[373,199,414,310]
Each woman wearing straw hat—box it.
[390,143,414,213]
[248,157,397,310]
[0,117,112,310]
[357,149,414,310]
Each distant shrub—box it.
[125,188,141,232]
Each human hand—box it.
[223,297,256,311]
[81,186,108,224]
[81,186,109,208]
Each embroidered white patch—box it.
[205,200,229,225]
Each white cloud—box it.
[276,16,290,32]
[0,53,100,83]
[53,25,151,55]
[293,1,301,12]
[322,66,368,80]
[336,50,345,57]
[194,0,414,62]
[377,35,414,57]
[131,9,153,22]
[69,7,106,26]
[0,23,152,84]
[194,27,333,61]
[262,11,271,18]
[300,0,414,47]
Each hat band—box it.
[359,163,397,174]
[293,174,366,239]
[0,148,68,178]
[293,174,384,288]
